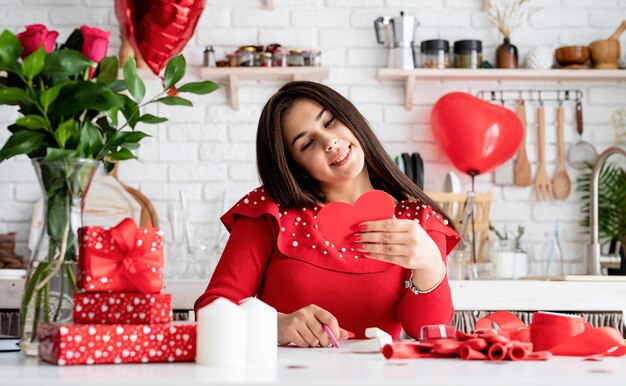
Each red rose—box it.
[80,25,110,63]
[80,26,111,78]
[17,24,58,58]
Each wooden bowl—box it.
[554,46,590,67]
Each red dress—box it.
[194,187,460,340]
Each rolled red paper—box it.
[382,343,427,359]
[507,342,533,361]
[461,338,488,351]
[487,342,511,361]
[432,339,462,355]
[459,345,488,360]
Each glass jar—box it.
[453,39,482,69]
[226,52,239,67]
[260,52,272,67]
[238,47,256,67]
[289,49,304,66]
[273,48,289,67]
[303,49,322,66]
[420,39,450,69]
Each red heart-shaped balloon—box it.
[316,190,395,248]
[115,0,205,75]
[430,92,523,176]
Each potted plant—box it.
[0,24,219,354]
[488,224,528,278]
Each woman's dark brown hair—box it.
[256,81,454,227]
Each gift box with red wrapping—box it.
[73,293,172,324]
[38,322,196,365]
[78,218,164,293]
[419,324,457,341]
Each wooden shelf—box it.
[377,68,626,111]
[199,66,329,110]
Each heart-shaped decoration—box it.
[316,190,395,248]
[431,92,523,175]
[115,0,206,75]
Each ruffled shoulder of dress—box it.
[220,187,280,232]
[396,199,461,255]
[220,187,397,274]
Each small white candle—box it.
[196,297,247,366]
[239,297,277,363]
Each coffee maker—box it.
[374,11,419,70]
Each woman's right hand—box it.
[277,304,350,347]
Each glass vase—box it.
[496,37,519,69]
[20,158,99,356]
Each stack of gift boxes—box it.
[37,218,196,365]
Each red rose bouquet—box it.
[0,24,218,353]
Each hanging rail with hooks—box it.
[476,89,583,104]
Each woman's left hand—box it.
[354,219,441,270]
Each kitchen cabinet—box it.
[377,68,626,111]
[198,67,329,110]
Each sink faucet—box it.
[586,146,626,275]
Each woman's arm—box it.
[193,214,276,313]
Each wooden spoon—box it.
[553,104,571,200]
[514,99,531,186]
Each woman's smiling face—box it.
[282,98,367,189]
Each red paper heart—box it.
[430,92,523,176]
[316,190,395,248]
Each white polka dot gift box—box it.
[37,322,196,365]
[73,293,173,325]
[77,218,164,293]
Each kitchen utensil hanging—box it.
[412,153,424,189]
[567,101,598,169]
[534,102,554,201]
[553,103,572,200]
[514,99,532,186]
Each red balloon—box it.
[430,92,523,176]
[115,0,205,75]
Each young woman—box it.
[194,81,460,348]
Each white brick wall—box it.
[1,0,625,276]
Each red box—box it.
[73,293,173,324]
[38,322,196,365]
[78,221,164,293]
[419,324,457,341]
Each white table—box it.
[2,344,626,386]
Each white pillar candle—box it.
[196,297,247,366]
[239,297,277,363]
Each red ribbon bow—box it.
[79,218,164,293]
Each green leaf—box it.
[15,115,49,131]
[96,56,119,85]
[0,87,33,105]
[155,96,193,107]
[110,79,126,93]
[49,82,123,117]
[53,119,76,148]
[0,130,46,161]
[104,107,119,128]
[44,148,76,161]
[0,30,22,72]
[123,57,145,103]
[40,82,66,112]
[107,130,150,147]
[22,46,46,81]
[42,49,92,77]
[176,81,220,95]
[77,121,104,158]
[163,54,185,91]
[107,148,136,161]
[138,114,169,124]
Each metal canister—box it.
[289,49,304,66]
